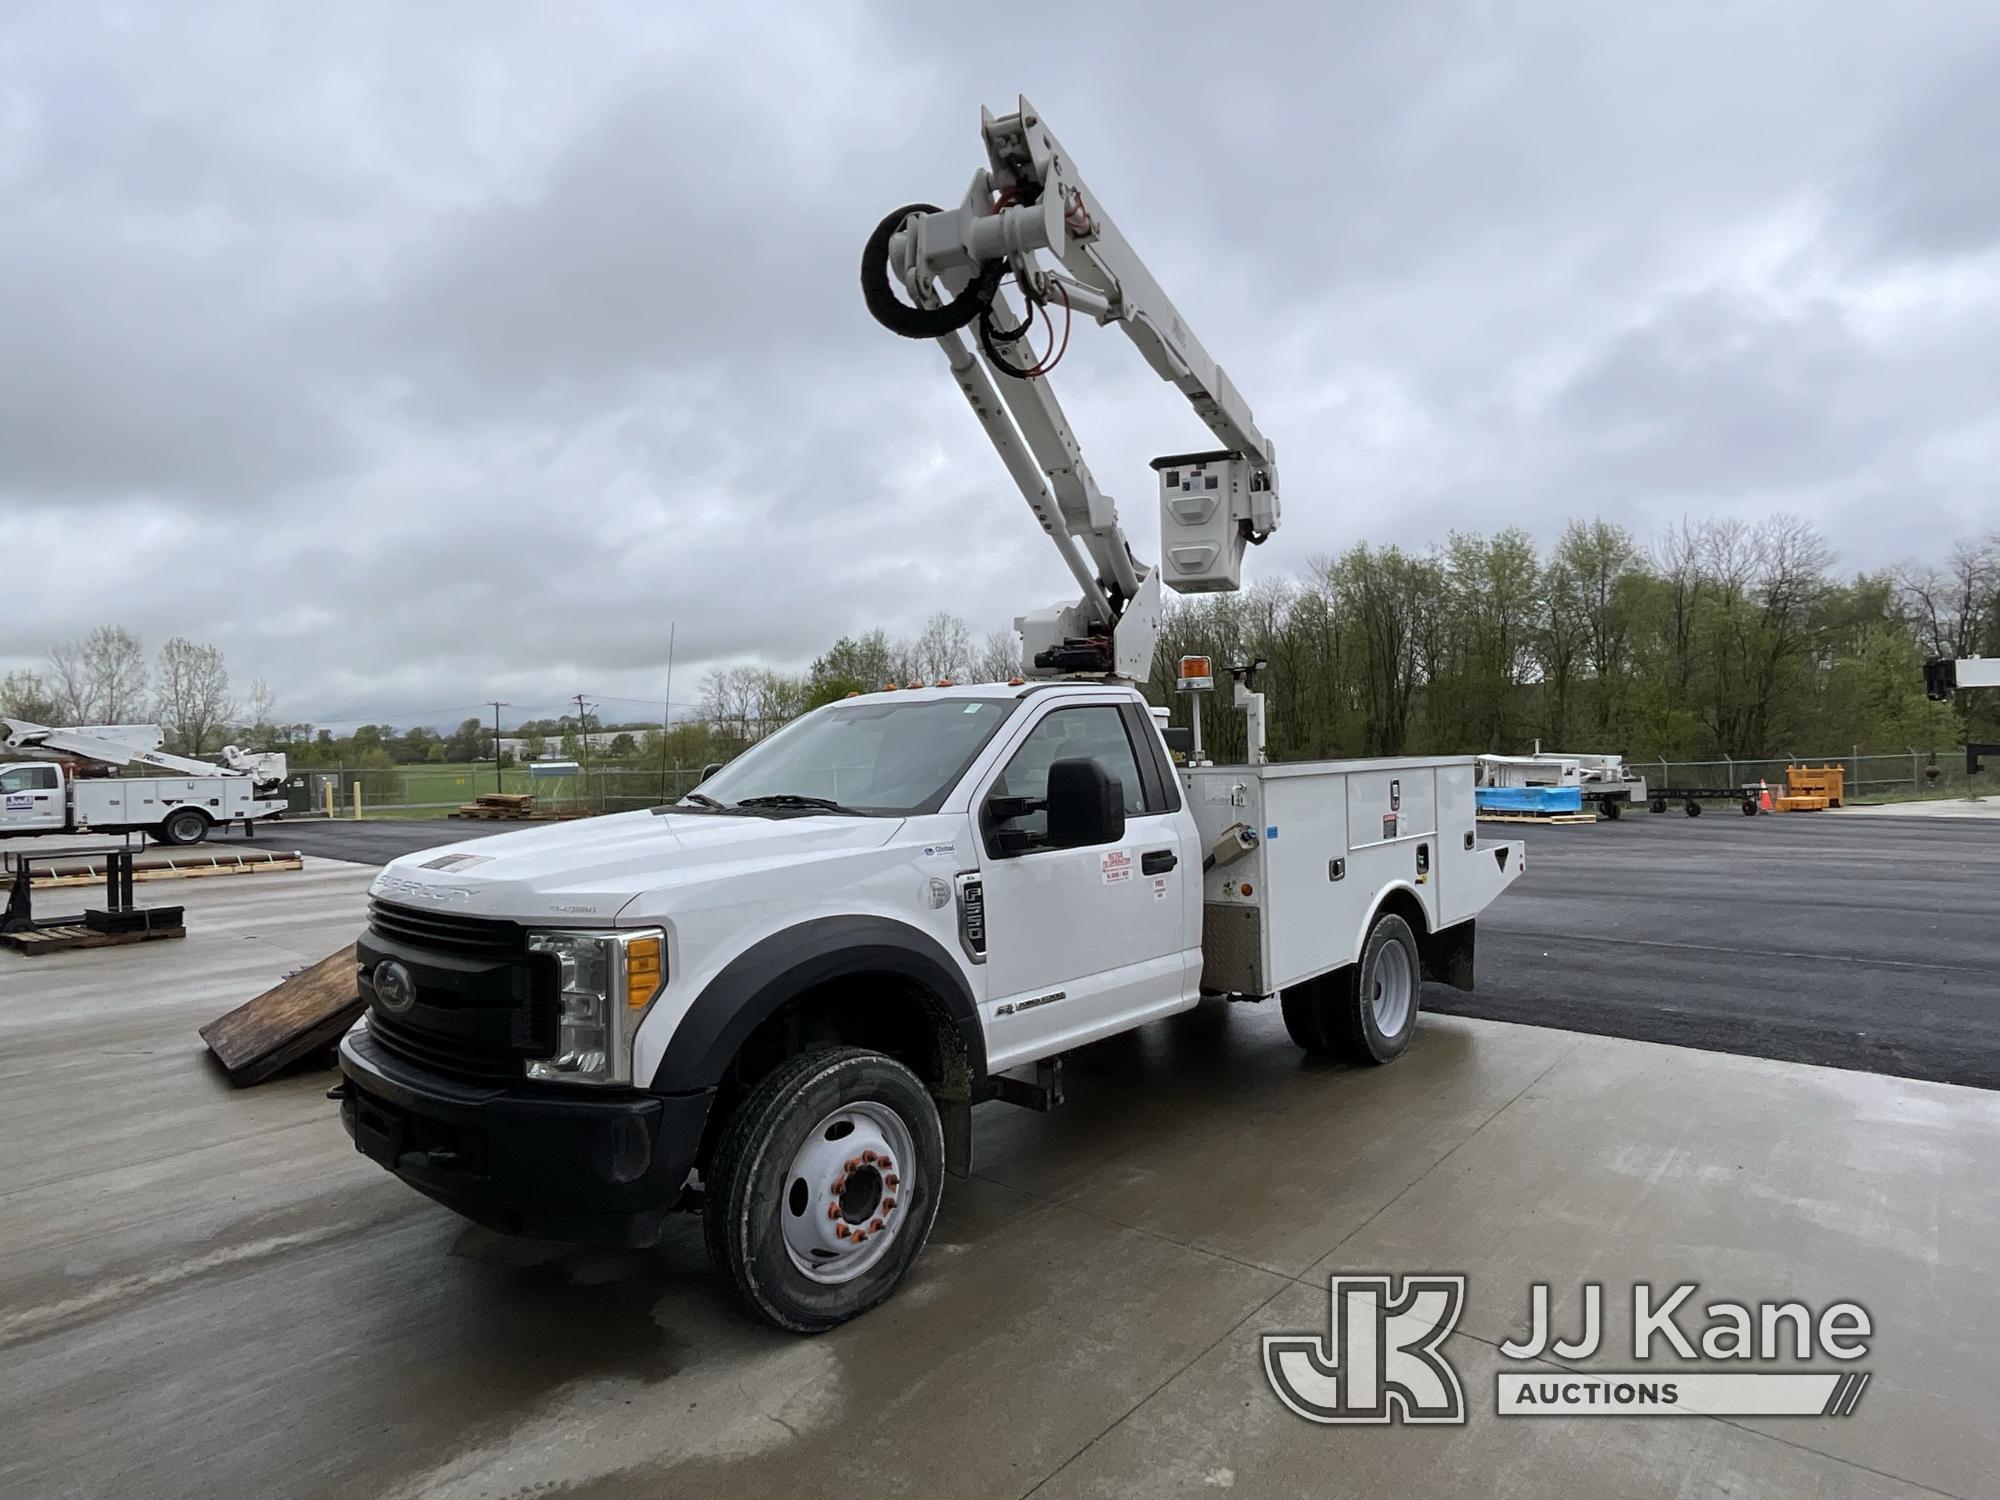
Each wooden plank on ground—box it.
[199,942,361,1086]
[0,923,186,955]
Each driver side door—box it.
[0,764,65,833]
[974,701,1191,1070]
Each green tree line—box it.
[1148,517,1998,764]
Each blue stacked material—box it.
[1476,784,1583,814]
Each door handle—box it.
[1141,849,1177,875]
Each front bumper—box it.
[338,1025,713,1247]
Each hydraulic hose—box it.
[861,203,1002,339]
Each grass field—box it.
[328,760,703,815]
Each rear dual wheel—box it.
[157,808,210,846]
[1282,911,1421,1066]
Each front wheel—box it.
[1600,797,1623,821]
[703,1047,944,1333]
[1282,911,1422,1066]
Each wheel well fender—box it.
[649,916,985,1096]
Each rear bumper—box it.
[338,1025,713,1247]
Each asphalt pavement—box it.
[1434,810,2000,1089]
[243,808,2000,1090]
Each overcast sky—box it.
[4,2,1997,727]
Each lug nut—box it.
[836,1223,850,1239]
[885,1174,900,1189]
[870,1218,885,1232]
[882,1197,897,1211]
[827,1203,841,1219]
[862,1150,878,1164]
[832,1175,847,1194]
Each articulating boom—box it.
[862,96,1281,680]
[0,718,287,791]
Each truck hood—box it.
[369,809,903,923]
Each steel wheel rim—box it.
[780,1100,917,1285]
[1370,940,1413,1036]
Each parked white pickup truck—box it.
[338,680,1524,1331]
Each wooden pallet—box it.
[449,791,553,821]
[200,943,360,1085]
[0,921,186,955]
[31,851,303,888]
[1476,811,1599,825]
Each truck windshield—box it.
[689,697,1014,816]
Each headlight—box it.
[525,928,666,1085]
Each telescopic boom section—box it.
[0,718,287,789]
[861,96,1281,680]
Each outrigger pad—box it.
[200,942,361,1087]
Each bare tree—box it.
[971,627,1021,683]
[45,637,93,722]
[0,669,60,723]
[1898,536,1999,661]
[904,611,974,684]
[245,677,278,732]
[153,637,235,755]
[87,626,149,722]
[43,624,148,723]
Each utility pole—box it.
[661,622,676,802]
[487,701,509,793]
[574,693,594,807]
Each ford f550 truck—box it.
[338,682,1522,1329]
[337,98,1528,1330]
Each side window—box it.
[0,766,54,793]
[990,706,1147,845]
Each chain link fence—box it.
[283,764,718,818]
[284,746,1995,820]
[1645,749,1989,803]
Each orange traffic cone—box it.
[1759,780,1773,813]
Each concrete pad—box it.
[976,1008,1577,1275]
[4,860,1998,1498]
[1034,1280,1929,1500]
[1837,797,2000,820]
[1311,1033,2000,1500]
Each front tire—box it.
[703,1046,944,1333]
[1281,911,1423,1066]
[158,808,210,846]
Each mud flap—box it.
[1421,919,1477,992]
[941,1096,974,1178]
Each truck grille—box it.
[361,900,550,1081]
[368,899,525,957]
[369,1010,527,1082]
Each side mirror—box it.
[1045,757,1125,849]
[699,762,723,783]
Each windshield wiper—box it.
[654,791,735,816]
[732,793,870,816]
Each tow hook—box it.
[325,1081,353,1101]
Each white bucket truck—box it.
[335,100,1525,1331]
[0,719,287,845]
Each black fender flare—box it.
[648,916,985,1094]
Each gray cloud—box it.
[4,0,1999,726]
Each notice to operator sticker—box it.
[1102,850,1133,884]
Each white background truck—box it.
[335,97,1525,1330]
[0,719,288,845]
[338,683,1523,1330]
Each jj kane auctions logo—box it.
[1264,1277,1873,1423]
